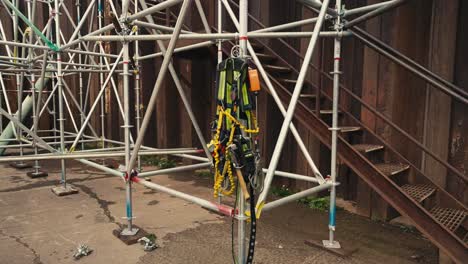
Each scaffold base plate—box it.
[10,162,33,169]
[51,184,79,196]
[305,239,357,257]
[27,171,48,178]
[323,239,341,248]
[113,226,148,245]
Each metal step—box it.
[264,64,292,74]
[256,53,277,62]
[374,163,410,176]
[313,109,342,115]
[299,94,317,99]
[340,126,362,133]
[278,78,298,85]
[278,78,314,90]
[278,79,316,99]
[401,184,436,203]
[352,144,384,153]
[430,206,467,232]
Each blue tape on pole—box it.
[98,2,103,12]
[329,204,336,227]
[126,200,132,218]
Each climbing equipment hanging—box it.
[207,54,261,264]
[208,56,260,198]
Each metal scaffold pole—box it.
[216,0,223,205]
[51,0,77,196]
[237,1,248,263]
[98,0,106,162]
[134,0,142,172]
[324,0,343,249]
[121,2,139,236]
[56,0,65,187]
[76,0,85,151]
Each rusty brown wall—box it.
[450,1,468,204]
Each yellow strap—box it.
[212,106,260,198]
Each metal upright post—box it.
[134,1,142,172]
[98,0,106,159]
[29,50,49,178]
[56,0,65,185]
[121,11,139,237]
[28,0,38,168]
[30,74,40,174]
[324,0,343,249]
[51,0,77,196]
[216,0,223,204]
[52,80,57,144]
[14,52,27,168]
[11,0,27,168]
[236,1,248,263]
[76,0,85,151]
[217,0,223,63]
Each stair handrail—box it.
[299,0,468,104]
[350,27,468,100]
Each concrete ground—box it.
[0,159,438,264]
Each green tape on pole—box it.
[2,0,59,51]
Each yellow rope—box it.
[212,106,259,198]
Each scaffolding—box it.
[1,0,463,263]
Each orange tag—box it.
[248,69,261,93]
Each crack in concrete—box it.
[73,183,122,228]
[0,230,43,264]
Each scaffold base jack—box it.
[304,240,357,258]
[51,184,79,196]
[9,162,33,169]
[113,225,147,245]
[26,170,48,178]
[323,239,341,249]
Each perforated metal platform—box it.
[401,184,436,203]
[353,144,384,153]
[430,207,467,232]
[374,163,410,176]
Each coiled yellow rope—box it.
[212,106,259,198]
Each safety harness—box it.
[208,56,261,264]
[210,57,259,197]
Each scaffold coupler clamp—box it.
[50,8,59,18]
[125,168,139,182]
[325,175,340,187]
[334,6,345,35]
